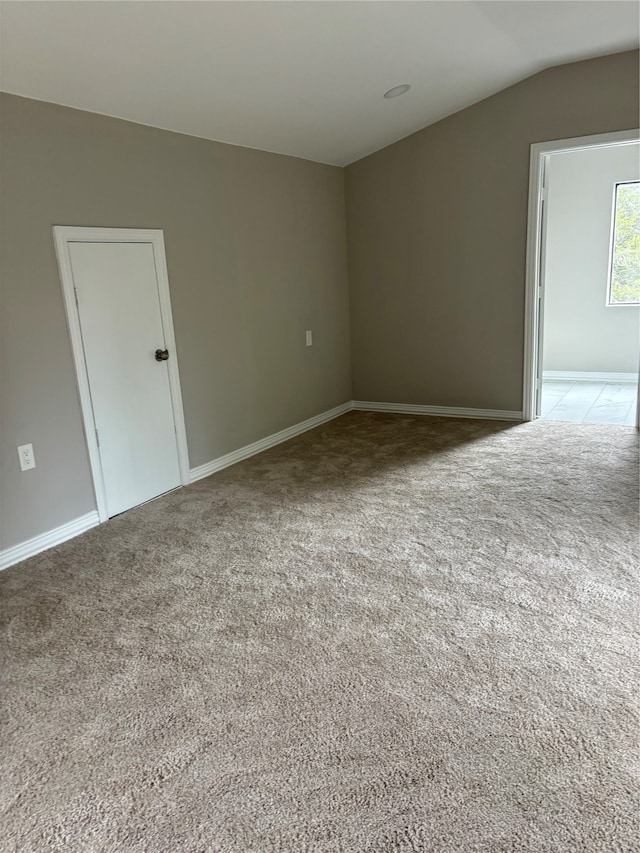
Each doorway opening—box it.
[523,129,640,427]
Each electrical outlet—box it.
[305,330,313,347]
[18,443,36,471]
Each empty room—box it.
[1,2,638,851]
[539,142,639,425]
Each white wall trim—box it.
[0,511,100,571]
[189,401,353,482]
[1,399,525,569]
[522,128,640,422]
[352,401,522,421]
[543,370,638,384]
[53,226,191,523]
[189,401,524,484]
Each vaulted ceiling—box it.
[1,1,638,165]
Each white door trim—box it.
[53,226,190,522]
[522,128,640,422]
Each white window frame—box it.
[606,180,640,308]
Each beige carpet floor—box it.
[1,412,638,852]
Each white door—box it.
[534,160,549,418]
[68,241,182,517]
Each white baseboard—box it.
[189,401,353,483]
[0,510,100,571]
[352,401,523,421]
[544,370,638,383]
[2,399,525,570]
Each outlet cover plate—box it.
[18,443,36,471]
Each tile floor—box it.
[540,380,638,426]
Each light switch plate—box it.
[305,330,313,347]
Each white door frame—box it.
[53,226,190,522]
[522,128,640,422]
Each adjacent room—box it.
[539,142,640,426]
[1,2,638,851]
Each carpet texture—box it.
[1,412,638,852]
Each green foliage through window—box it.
[608,181,640,305]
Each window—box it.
[607,181,640,306]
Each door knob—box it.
[155,349,169,362]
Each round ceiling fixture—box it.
[384,84,411,99]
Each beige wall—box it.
[3,50,639,554]
[543,144,640,374]
[0,94,351,550]
[345,50,640,409]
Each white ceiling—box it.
[1,1,638,166]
